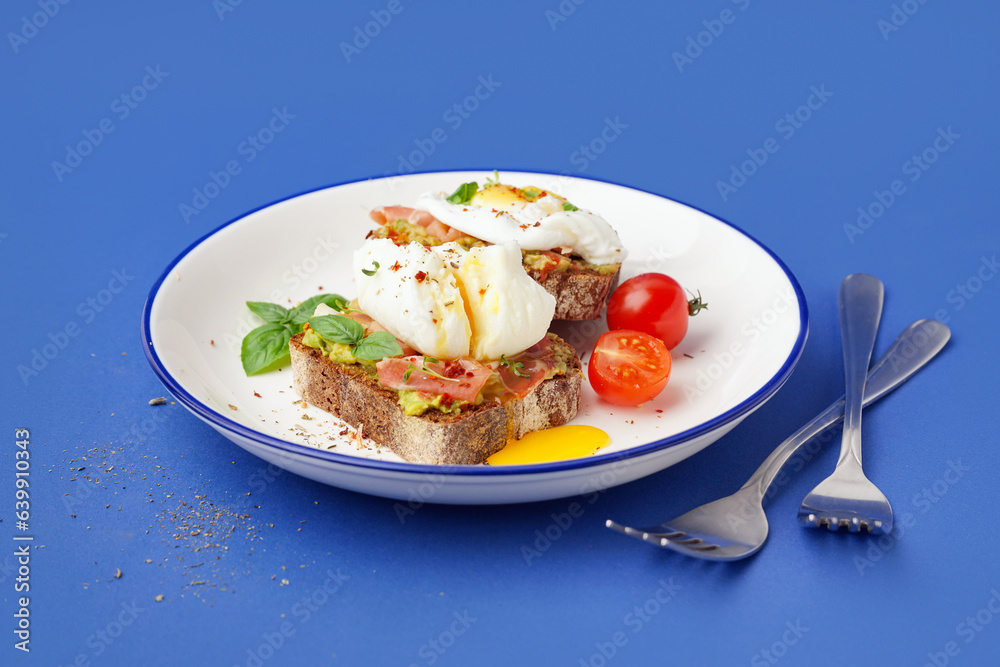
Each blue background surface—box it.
[2,1,999,665]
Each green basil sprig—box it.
[241,293,347,375]
[446,181,479,205]
[307,314,404,361]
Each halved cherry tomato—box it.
[588,330,671,406]
[606,273,706,350]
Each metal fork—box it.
[798,274,891,534]
[605,319,950,560]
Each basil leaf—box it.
[353,331,404,361]
[246,301,290,324]
[288,293,349,326]
[241,323,293,375]
[446,181,479,205]
[561,202,579,212]
[308,315,365,346]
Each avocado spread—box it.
[370,219,485,251]
[371,219,618,274]
[397,390,466,417]
[303,329,366,365]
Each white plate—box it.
[142,170,807,504]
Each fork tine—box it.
[678,542,721,552]
[644,530,685,539]
[805,513,891,534]
[656,536,723,555]
[605,521,654,544]
[604,519,629,535]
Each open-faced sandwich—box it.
[288,238,583,465]
[367,174,627,320]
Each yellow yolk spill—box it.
[487,425,611,466]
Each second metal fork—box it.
[798,273,891,534]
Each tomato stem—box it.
[687,290,708,317]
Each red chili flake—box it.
[519,224,529,230]
[465,371,474,378]
[210,340,215,346]
[655,409,663,413]
[533,222,541,227]
[478,288,487,296]
[443,363,465,378]
[414,271,427,283]
[459,382,471,388]
[390,261,402,272]
[253,392,261,398]
[432,318,438,324]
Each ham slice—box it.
[370,205,437,227]
[496,337,557,399]
[369,206,467,243]
[376,356,492,404]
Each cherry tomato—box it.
[588,330,671,406]
[606,273,706,350]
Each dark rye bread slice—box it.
[528,266,621,321]
[289,333,583,465]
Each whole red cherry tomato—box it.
[606,273,706,350]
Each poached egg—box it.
[414,182,627,265]
[352,238,555,360]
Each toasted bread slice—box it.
[529,266,620,321]
[289,333,583,465]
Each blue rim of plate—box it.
[141,168,808,477]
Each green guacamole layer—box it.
[371,219,618,274]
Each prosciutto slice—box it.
[495,336,559,399]
[369,206,467,243]
[376,356,492,404]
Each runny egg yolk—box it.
[470,183,566,213]
[486,425,611,466]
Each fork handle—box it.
[837,273,884,470]
[741,319,950,499]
